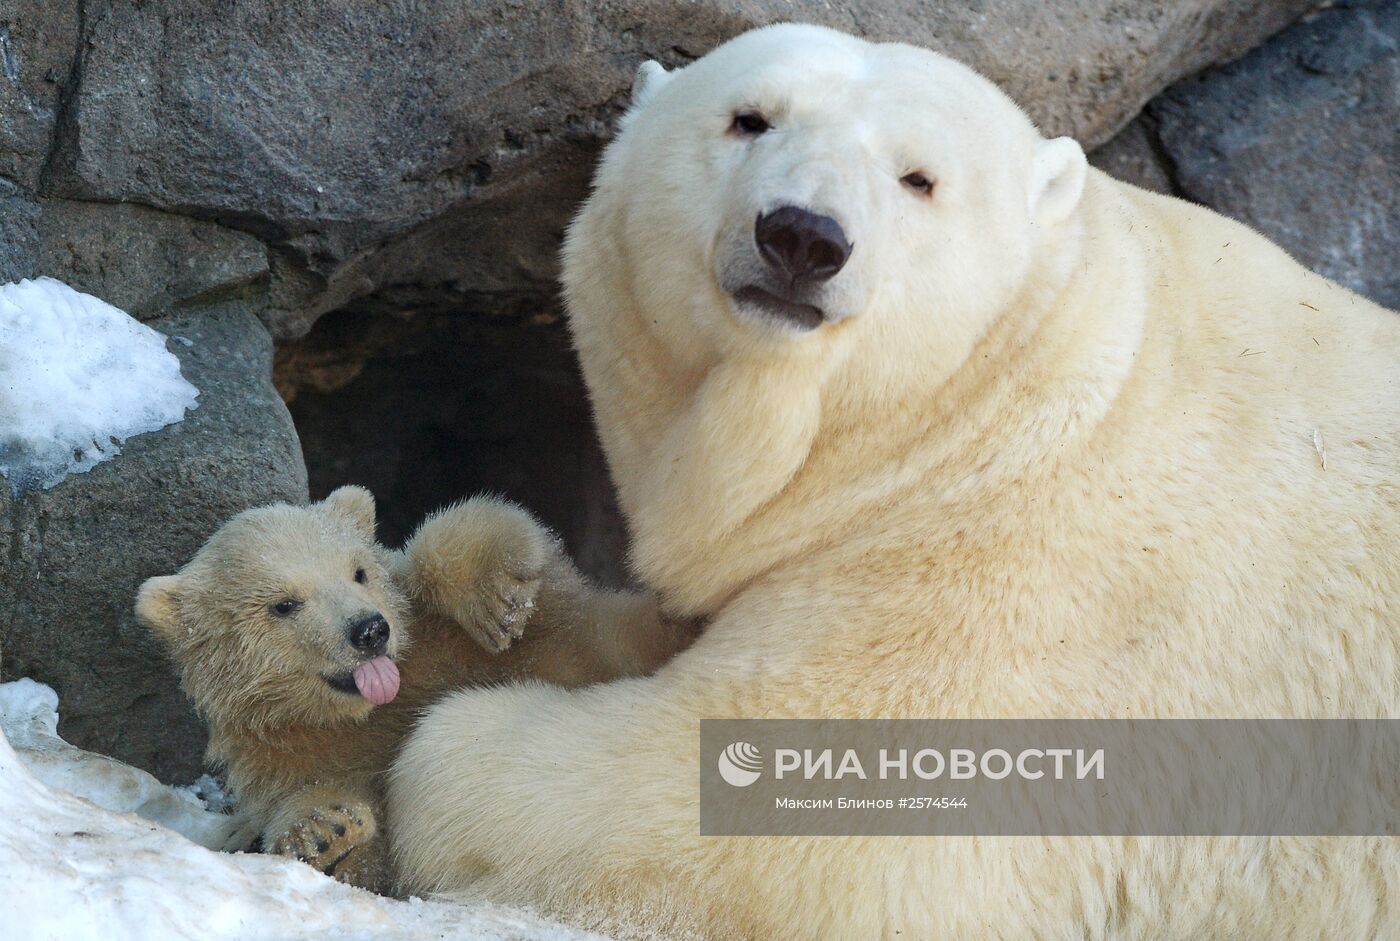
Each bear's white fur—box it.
[389,24,1400,938]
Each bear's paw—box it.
[270,801,376,878]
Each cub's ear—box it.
[135,575,183,642]
[1029,136,1087,226]
[323,485,377,541]
[631,60,671,109]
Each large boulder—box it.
[0,185,41,283]
[1089,0,1399,311]
[4,0,1320,339]
[0,194,269,318]
[0,305,308,780]
[1148,0,1399,309]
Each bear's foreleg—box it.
[526,581,701,684]
[399,494,699,680]
[387,678,721,933]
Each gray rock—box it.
[1150,0,1400,309]
[1089,116,1176,196]
[1,188,269,320]
[0,306,308,780]
[0,182,40,282]
[25,0,1318,337]
[33,200,269,319]
[0,4,76,190]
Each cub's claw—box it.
[468,572,542,653]
[271,803,375,876]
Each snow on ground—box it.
[0,679,234,849]
[175,772,237,815]
[0,277,199,493]
[0,680,606,941]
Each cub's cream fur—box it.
[389,24,1400,938]
[138,487,691,893]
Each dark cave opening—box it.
[278,309,631,588]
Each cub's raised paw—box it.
[467,566,542,653]
[406,496,558,654]
[271,803,376,877]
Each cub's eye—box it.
[901,172,936,197]
[354,567,368,585]
[731,111,771,137]
[271,599,300,617]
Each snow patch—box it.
[0,278,199,494]
[175,773,236,815]
[0,678,234,849]
[0,679,606,941]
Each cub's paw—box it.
[467,561,543,654]
[407,497,557,654]
[270,802,376,876]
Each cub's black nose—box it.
[349,613,390,655]
[755,206,852,285]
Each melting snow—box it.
[0,678,233,849]
[0,679,607,941]
[175,773,236,815]
[0,278,199,494]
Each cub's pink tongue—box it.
[352,656,400,706]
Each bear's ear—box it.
[1029,136,1087,227]
[631,60,671,109]
[323,485,377,542]
[135,575,183,642]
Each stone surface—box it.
[0,4,76,190]
[1149,0,1400,309]
[0,306,308,780]
[0,189,269,319]
[1088,115,1176,195]
[0,182,40,282]
[32,201,269,319]
[12,0,1318,338]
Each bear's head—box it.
[568,23,1087,383]
[136,486,409,730]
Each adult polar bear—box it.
[391,24,1400,938]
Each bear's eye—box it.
[271,599,300,617]
[901,172,936,197]
[731,110,771,137]
[354,567,368,585]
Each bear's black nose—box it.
[348,613,390,655]
[755,207,852,285]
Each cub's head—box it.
[568,23,1087,378]
[136,486,409,730]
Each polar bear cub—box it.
[138,487,691,893]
